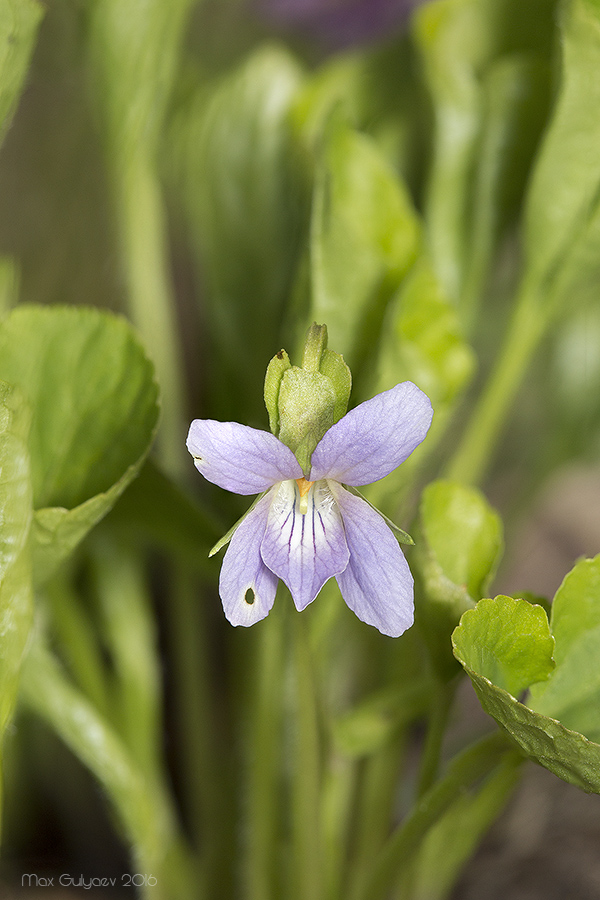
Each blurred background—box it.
[0,0,600,897]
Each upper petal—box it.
[187,419,302,494]
[219,494,279,626]
[260,480,350,612]
[309,382,433,486]
[331,484,414,637]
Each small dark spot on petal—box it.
[276,349,284,359]
[244,588,255,605]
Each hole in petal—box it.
[244,588,255,605]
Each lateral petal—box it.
[309,382,433,486]
[331,484,414,637]
[219,494,279,626]
[187,419,302,494]
[261,480,350,612]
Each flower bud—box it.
[263,323,352,474]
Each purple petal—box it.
[260,479,350,611]
[331,485,414,637]
[219,494,279,626]
[309,382,433,486]
[187,419,302,494]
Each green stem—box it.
[245,604,286,900]
[348,736,407,898]
[349,731,515,900]
[21,640,196,900]
[416,680,456,798]
[118,156,187,477]
[45,568,111,719]
[321,754,357,900]
[168,570,231,899]
[446,291,545,485]
[291,610,323,900]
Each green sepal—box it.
[209,492,268,558]
[265,324,352,473]
[277,367,336,476]
[264,348,291,436]
[319,348,352,423]
[301,322,328,372]
[345,485,414,546]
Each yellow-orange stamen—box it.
[296,477,314,497]
[295,477,314,514]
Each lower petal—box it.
[261,480,349,611]
[331,484,414,637]
[219,494,278,626]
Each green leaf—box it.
[417,481,503,602]
[455,664,600,793]
[367,260,475,516]
[413,0,488,301]
[89,0,194,158]
[0,381,33,733]
[173,45,305,422]
[0,306,159,583]
[413,481,504,678]
[308,119,420,381]
[376,258,475,410]
[460,55,552,327]
[409,755,521,900]
[0,0,43,142]
[414,0,558,306]
[522,0,600,300]
[452,596,554,698]
[452,594,600,793]
[529,556,600,742]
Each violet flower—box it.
[187,381,432,637]
[258,0,422,49]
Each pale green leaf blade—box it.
[413,481,503,679]
[309,119,420,378]
[0,307,159,583]
[529,556,600,742]
[456,665,600,793]
[0,305,159,508]
[413,0,487,301]
[452,595,600,793]
[523,0,600,295]
[173,45,305,422]
[417,481,503,602]
[452,595,554,698]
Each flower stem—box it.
[117,156,187,477]
[446,290,545,486]
[168,570,230,898]
[291,610,323,900]
[21,640,197,900]
[349,731,516,900]
[347,735,408,897]
[416,679,456,798]
[245,604,286,900]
